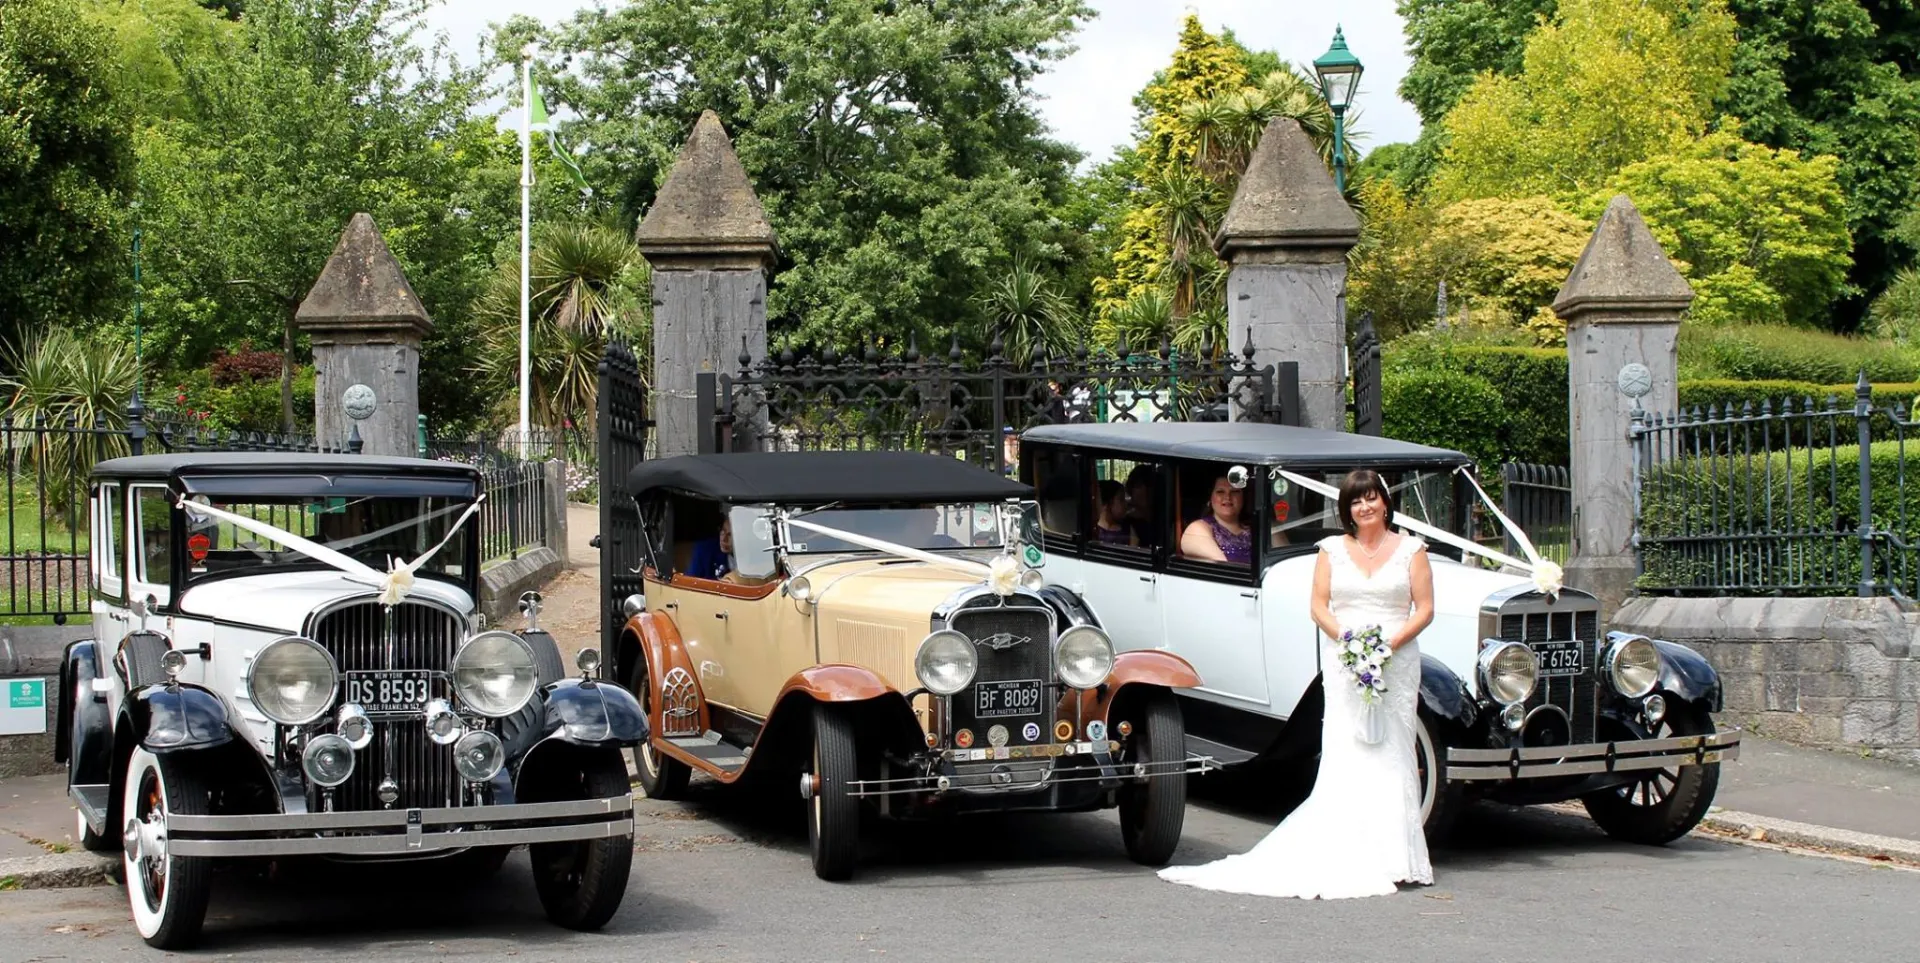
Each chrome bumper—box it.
[166,796,634,858]
[843,753,1218,799]
[1446,729,1741,782]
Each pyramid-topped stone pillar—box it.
[1214,117,1362,431]
[1552,194,1694,616]
[636,110,777,458]
[295,213,433,457]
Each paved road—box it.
[5,772,1918,963]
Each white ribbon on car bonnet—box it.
[1273,468,1563,597]
[174,493,487,607]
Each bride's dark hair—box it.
[1336,469,1395,535]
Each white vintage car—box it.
[56,453,642,948]
[1018,422,1741,843]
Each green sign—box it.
[1023,544,1044,567]
[8,680,43,709]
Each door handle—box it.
[661,602,678,612]
[715,611,729,621]
[1240,591,1258,599]
[1138,575,1156,583]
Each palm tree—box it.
[1181,66,1364,191]
[1144,165,1225,320]
[974,258,1081,367]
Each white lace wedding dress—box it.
[1158,534,1434,899]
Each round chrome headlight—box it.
[1607,635,1662,699]
[914,629,978,696]
[453,730,506,782]
[1055,625,1115,690]
[302,733,356,788]
[451,631,539,717]
[248,636,339,725]
[1478,641,1538,706]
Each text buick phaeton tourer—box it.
[1017,422,1741,844]
[607,451,1215,879]
[58,453,643,948]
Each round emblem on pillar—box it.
[1617,363,1653,399]
[343,384,378,421]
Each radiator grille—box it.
[306,599,466,811]
[1500,607,1600,745]
[949,605,1053,746]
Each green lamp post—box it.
[1313,25,1364,193]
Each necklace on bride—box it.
[1352,532,1390,559]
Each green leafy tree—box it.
[1601,131,1852,327]
[1430,0,1737,202]
[1397,0,1556,126]
[0,0,137,350]
[524,0,1093,353]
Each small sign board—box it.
[0,678,47,736]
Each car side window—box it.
[1090,457,1155,556]
[1028,445,1085,547]
[1171,461,1252,570]
[672,496,740,586]
[95,483,124,598]
[131,485,173,604]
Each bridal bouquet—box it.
[1338,625,1391,745]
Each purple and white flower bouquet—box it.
[1338,625,1392,745]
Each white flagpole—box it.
[518,52,534,457]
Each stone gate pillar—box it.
[1214,117,1361,431]
[1552,195,1694,616]
[635,110,777,458]
[295,213,432,457]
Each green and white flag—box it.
[528,75,589,190]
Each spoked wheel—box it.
[1581,702,1721,845]
[122,747,212,949]
[1415,710,1465,844]
[530,749,635,930]
[806,705,860,881]
[629,660,690,800]
[1116,688,1187,866]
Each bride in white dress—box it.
[1159,469,1436,899]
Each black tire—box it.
[1415,710,1466,844]
[530,750,635,931]
[1581,702,1721,845]
[74,805,116,854]
[122,747,213,949]
[807,705,860,881]
[629,659,690,800]
[1117,688,1187,866]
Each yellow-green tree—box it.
[1430,0,1737,203]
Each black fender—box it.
[56,640,113,783]
[1652,639,1723,712]
[128,683,233,752]
[1417,654,1479,733]
[1038,584,1101,628]
[539,678,648,746]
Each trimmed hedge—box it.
[1383,343,1568,465]
[1679,324,1920,384]
[1679,379,1920,415]
[1381,367,1505,470]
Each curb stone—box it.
[0,851,118,891]
[1698,809,1920,867]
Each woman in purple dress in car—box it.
[1178,473,1252,563]
[1093,480,1134,546]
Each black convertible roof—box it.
[1020,422,1472,469]
[92,452,482,480]
[627,451,1031,504]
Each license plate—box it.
[1534,640,1585,677]
[974,679,1044,718]
[344,670,433,715]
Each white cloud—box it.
[420,0,1421,164]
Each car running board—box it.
[1183,735,1257,768]
[666,730,749,774]
[70,784,111,836]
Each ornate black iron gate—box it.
[1349,311,1382,437]
[594,340,649,661]
[698,332,1299,470]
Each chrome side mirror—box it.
[1227,465,1250,490]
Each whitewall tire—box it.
[121,746,213,949]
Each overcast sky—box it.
[421,0,1421,165]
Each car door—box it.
[1159,568,1267,706]
[90,483,130,650]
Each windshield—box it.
[787,504,1007,554]
[180,495,475,587]
[1270,469,1466,545]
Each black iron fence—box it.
[1631,374,1920,597]
[702,331,1300,470]
[2,399,555,621]
[1498,462,1572,564]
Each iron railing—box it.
[1499,463,1571,565]
[703,330,1299,471]
[476,460,551,566]
[1630,373,1919,597]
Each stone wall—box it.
[1614,596,1920,764]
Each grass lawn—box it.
[0,482,90,556]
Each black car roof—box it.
[626,451,1031,504]
[1020,422,1473,469]
[92,452,483,482]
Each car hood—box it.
[177,571,475,633]
[1425,557,1533,681]
[803,557,1006,691]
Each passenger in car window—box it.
[1179,473,1251,565]
[1093,480,1135,546]
[688,514,734,581]
[1124,464,1157,546]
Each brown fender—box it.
[624,612,709,738]
[774,664,899,703]
[1055,650,1202,722]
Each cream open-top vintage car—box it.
[58,453,643,948]
[610,450,1215,879]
